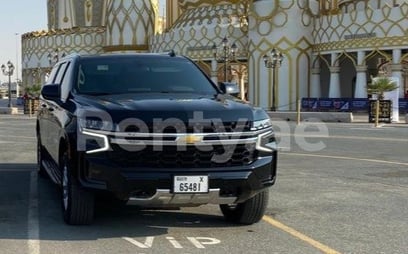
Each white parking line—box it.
[28,170,40,254]
[282,152,408,166]
[0,135,36,140]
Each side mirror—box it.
[41,84,60,100]
[219,82,240,97]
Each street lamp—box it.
[212,36,238,82]
[1,61,15,108]
[48,48,66,66]
[263,48,284,111]
[15,33,20,96]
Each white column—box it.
[311,68,321,98]
[392,49,404,98]
[310,54,321,97]
[355,65,367,98]
[211,59,218,84]
[329,53,341,98]
[239,73,246,100]
[354,51,367,98]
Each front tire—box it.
[220,190,269,225]
[61,152,95,225]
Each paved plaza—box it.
[0,113,407,254]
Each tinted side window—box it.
[46,64,63,84]
[54,62,70,85]
[60,62,72,101]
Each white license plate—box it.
[173,175,208,193]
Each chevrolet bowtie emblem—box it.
[180,135,202,144]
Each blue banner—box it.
[301,98,408,112]
[400,99,408,112]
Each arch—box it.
[312,53,330,69]
[399,52,408,64]
[363,49,392,63]
[363,49,392,78]
[333,50,357,67]
[195,59,211,76]
[230,62,249,100]
[214,59,248,84]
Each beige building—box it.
[22,0,408,110]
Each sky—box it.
[0,0,47,83]
[0,0,165,84]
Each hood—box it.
[74,93,268,126]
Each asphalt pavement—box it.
[0,114,407,254]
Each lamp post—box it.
[212,36,238,82]
[1,61,15,108]
[15,33,20,97]
[263,48,284,111]
[48,48,66,66]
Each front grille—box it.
[122,121,251,134]
[108,143,257,168]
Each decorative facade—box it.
[22,0,408,110]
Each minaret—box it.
[47,0,75,29]
[47,0,109,29]
[166,0,181,30]
[104,0,157,53]
[248,0,318,110]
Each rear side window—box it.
[55,63,68,83]
[75,57,217,95]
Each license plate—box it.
[173,175,208,193]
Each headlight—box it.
[253,118,277,152]
[251,118,272,131]
[77,117,111,154]
[79,117,112,130]
[85,118,104,130]
[78,117,113,131]
[257,131,277,152]
[80,130,110,154]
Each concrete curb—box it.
[267,111,353,123]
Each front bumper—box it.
[79,153,277,206]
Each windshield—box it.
[75,56,218,95]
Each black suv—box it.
[37,52,277,225]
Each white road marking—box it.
[277,133,408,142]
[186,237,221,249]
[123,237,155,249]
[28,170,40,254]
[122,236,221,249]
[0,141,35,144]
[282,152,408,166]
[166,237,183,249]
[0,135,36,139]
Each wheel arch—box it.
[58,134,78,177]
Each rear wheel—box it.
[220,190,269,225]
[61,152,95,225]
[37,137,47,178]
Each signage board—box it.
[368,100,392,123]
